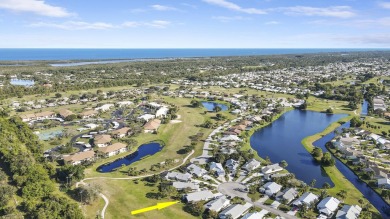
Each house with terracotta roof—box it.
[111,127,131,138]
[63,151,95,165]
[57,109,74,119]
[144,119,161,133]
[80,110,98,119]
[20,111,56,122]
[94,134,112,147]
[98,142,127,157]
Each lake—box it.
[202,102,228,112]
[10,79,34,86]
[250,110,347,187]
[97,142,162,172]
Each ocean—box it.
[0,48,387,61]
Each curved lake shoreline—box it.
[250,110,347,187]
[97,142,162,173]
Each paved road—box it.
[76,150,195,218]
[217,182,297,219]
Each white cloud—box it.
[0,0,71,17]
[308,17,390,27]
[30,20,172,30]
[30,21,115,30]
[123,20,171,29]
[212,16,248,22]
[282,6,355,18]
[265,21,280,25]
[151,4,178,11]
[379,2,390,9]
[203,0,266,14]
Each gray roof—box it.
[317,197,340,216]
[277,187,298,202]
[166,171,192,182]
[262,182,282,194]
[185,190,214,202]
[172,182,199,191]
[219,203,253,219]
[292,192,319,206]
[242,159,261,171]
[204,195,230,212]
[336,205,362,219]
[187,164,207,177]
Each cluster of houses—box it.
[331,128,390,190]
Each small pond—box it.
[10,79,34,86]
[201,101,228,112]
[37,129,63,141]
[97,142,162,172]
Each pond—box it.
[10,79,34,86]
[250,110,347,187]
[97,142,162,172]
[37,129,63,141]
[201,102,228,112]
[361,100,368,116]
[313,121,390,217]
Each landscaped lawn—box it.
[82,179,196,219]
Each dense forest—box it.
[0,115,84,218]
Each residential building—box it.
[184,190,214,202]
[94,134,112,147]
[111,127,130,138]
[335,205,362,219]
[209,162,225,177]
[292,192,319,207]
[165,171,192,182]
[242,159,261,172]
[317,197,340,217]
[204,195,230,212]
[219,203,253,219]
[98,142,127,157]
[225,159,240,173]
[260,182,282,196]
[63,151,95,165]
[187,164,207,177]
[57,109,74,119]
[172,182,199,191]
[80,110,98,119]
[261,163,283,174]
[144,119,161,133]
[378,177,390,189]
[276,188,299,204]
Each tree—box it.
[191,100,201,108]
[350,116,363,127]
[55,93,62,98]
[322,182,331,189]
[312,147,323,158]
[203,209,218,219]
[310,179,317,188]
[325,108,333,114]
[280,160,288,168]
[321,152,335,166]
[74,184,102,204]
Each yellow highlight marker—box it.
[131,201,179,215]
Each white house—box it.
[335,205,362,219]
[184,190,214,203]
[98,142,127,157]
[172,182,199,191]
[165,171,192,182]
[292,192,319,207]
[95,104,114,112]
[187,164,207,177]
[378,177,390,189]
[138,114,155,122]
[156,106,169,118]
[242,159,261,172]
[204,195,230,212]
[219,203,253,219]
[260,182,282,196]
[317,197,340,217]
[261,163,283,174]
[209,162,225,177]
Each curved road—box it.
[76,150,194,218]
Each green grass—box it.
[361,116,390,135]
[85,97,214,178]
[82,180,196,219]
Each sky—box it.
[0,0,390,48]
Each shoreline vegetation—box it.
[242,105,381,216]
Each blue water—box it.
[313,122,389,217]
[202,102,228,112]
[361,100,369,116]
[37,129,63,141]
[250,110,347,187]
[10,79,34,86]
[0,48,385,61]
[97,142,162,172]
